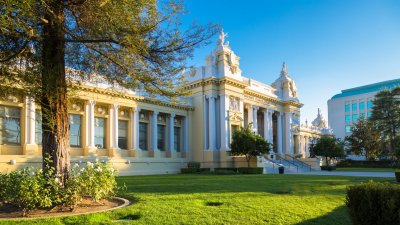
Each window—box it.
[139,122,148,150]
[118,120,128,149]
[352,114,358,122]
[157,124,166,151]
[368,111,372,118]
[94,117,106,148]
[345,115,350,123]
[352,103,357,111]
[359,113,365,119]
[35,110,42,145]
[367,101,373,109]
[359,102,365,110]
[0,106,21,145]
[69,114,81,147]
[174,127,181,152]
[345,125,351,133]
[345,104,350,112]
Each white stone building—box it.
[0,31,331,174]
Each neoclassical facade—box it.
[0,32,331,174]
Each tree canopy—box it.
[230,124,271,167]
[310,136,344,166]
[0,0,217,185]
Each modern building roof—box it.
[331,78,400,99]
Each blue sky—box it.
[180,0,400,124]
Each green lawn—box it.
[336,167,397,172]
[0,174,392,225]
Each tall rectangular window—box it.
[359,102,365,110]
[157,124,165,151]
[139,122,148,150]
[352,103,357,111]
[94,117,106,148]
[0,106,21,145]
[118,120,128,150]
[35,110,42,145]
[69,114,81,147]
[345,115,350,123]
[352,114,358,122]
[174,127,181,152]
[367,101,373,109]
[345,125,351,133]
[345,104,350,112]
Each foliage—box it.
[346,181,400,225]
[370,87,400,158]
[320,165,336,171]
[230,124,271,167]
[0,161,118,214]
[187,161,201,169]
[214,167,238,173]
[345,119,383,160]
[396,170,400,182]
[237,167,263,174]
[336,159,397,168]
[180,167,211,174]
[310,136,345,166]
[0,167,61,215]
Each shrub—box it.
[64,161,118,208]
[181,168,211,174]
[238,167,263,174]
[0,167,61,215]
[187,161,201,169]
[396,170,400,183]
[214,167,238,173]
[0,161,118,213]
[181,168,199,174]
[320,165,336,171]
[214,169,237,175]
[346,181,400,225]
[337,160,397,168]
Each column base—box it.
[148,150,161,158]
[218,150,232,168]
[128,149,142,157]
[108,148,120,157]
[83,147,97,157]
[23,144,38,155]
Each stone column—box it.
[252,106,259,133]
[239,99,244,127]
[208,95,216,150]
[23,97,37,155]
[150,110,159,157]
[219,94,229,150]
[284,112,293,155]
[268,110,274,144]
[168,112,175,158]
[183,115,189,158]
[305,136,309,158]
[277,112,283,155]
[84,100,96,156]
[129,107,140,157]
[108,104,119,157]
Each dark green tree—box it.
[345,119,382,160]
[370,87,400,156]
[0,0,217,185]
[230,124,271,167]
[310,136,344,166]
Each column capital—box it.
[153,110,159,116]
[205,94,216,100]
[87,100,96,106]
[169,112,176,118]
[252,106,259,110]
[109,104,119,110]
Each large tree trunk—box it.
[41,1,70,185]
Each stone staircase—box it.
[260,154,314,174]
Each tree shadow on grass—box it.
[295,206,351,225]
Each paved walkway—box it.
[285,171,395,178]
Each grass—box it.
[336,167,397,172]
[0,174,392,225]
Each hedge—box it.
[238,167,263,174]
[337,160,397,168]
[180,168,211,174]
[320,165,336,171]
[396,171,400,183]
[346,181,400,225]
[214,167,238,173]
[187,161,201,169]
